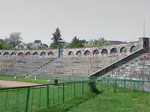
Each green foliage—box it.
[67,36,85,48]
[34,40,41,43]
[38,46,46,50]
[26,45,31,50]
[90,38,111,47]
[50,28,63,49]
[0,40,10,49]
[38,44,48,49]
[50,43,59,49]
[5,32,22,49]
[50,43,64,49]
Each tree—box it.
[5,32,22,49]
[50,28,63,48]
[91,38,110,47]
[67,36,85,48]
[0,39,10,49]
[34,40,41,44]
[38,44,48,50]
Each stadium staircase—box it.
[89,49,146,78]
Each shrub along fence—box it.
[0,80,89,112]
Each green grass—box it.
[0,81,89,112]
[37,92,97,112]
[67,84,150,112]
[1,78,150,112]
[0,76,53,84]
[33,83,150,112]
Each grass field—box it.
[67,84,150,112]
[0,80,89,112]
[38,84,150,112]
[37,92,97,112]
[1,76,150,112]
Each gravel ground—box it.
[0,80,39,87]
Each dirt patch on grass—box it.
[0,80,39,87]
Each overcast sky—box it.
[0,0,150,45]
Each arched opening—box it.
[11,52,16,56]
[101,49,108,54]
[48,52,54,56]
[18,52,24,56]
[68,51,74,56]
[110,48,117,53]
[3,52,9,56]
[33,52,38,56]
[93,49,99,55]
[120,47,127,53]
[0,52,2,55]
[40,52,46,56]
[76,50,82,55]
[25,52,31,56]
[130,46,137,53]
[84,50,91,55]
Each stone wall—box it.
[89,49,145,77]
[0,37,147,58]
[0,49,59,58]
[63,38,143,57]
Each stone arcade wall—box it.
[89,37,150,77]
[0,38,146,58]
[0,49,59,58]
[63,38,144,57]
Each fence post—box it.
[5,89,8,112]
[114,79,117,92]
[133,80,136,91]
[47,85,49,108]
[82,81,84,94]
[107,78,110,85]
[63,83,65,103]
[25,87,30,112]
[74,82,76,96]
[124,79,126,89]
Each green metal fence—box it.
[0,72,89,82]
[0,80,89,112]
[96,77,150,92]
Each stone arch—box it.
[76,50,82,55]
[11,52,16,56]
[120,47,127,53]
[48,51,54,56]
[84,50,91,55]
[130,46,137,52]
[25,52,31,56]
[93,49,99,55]
[68,51,74,56]
[3,52,9,56]
[33,52,38,56]
[101,49,108,54]
[110,48,117,53]
[40,52,46,56]
[18,52,24,56]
